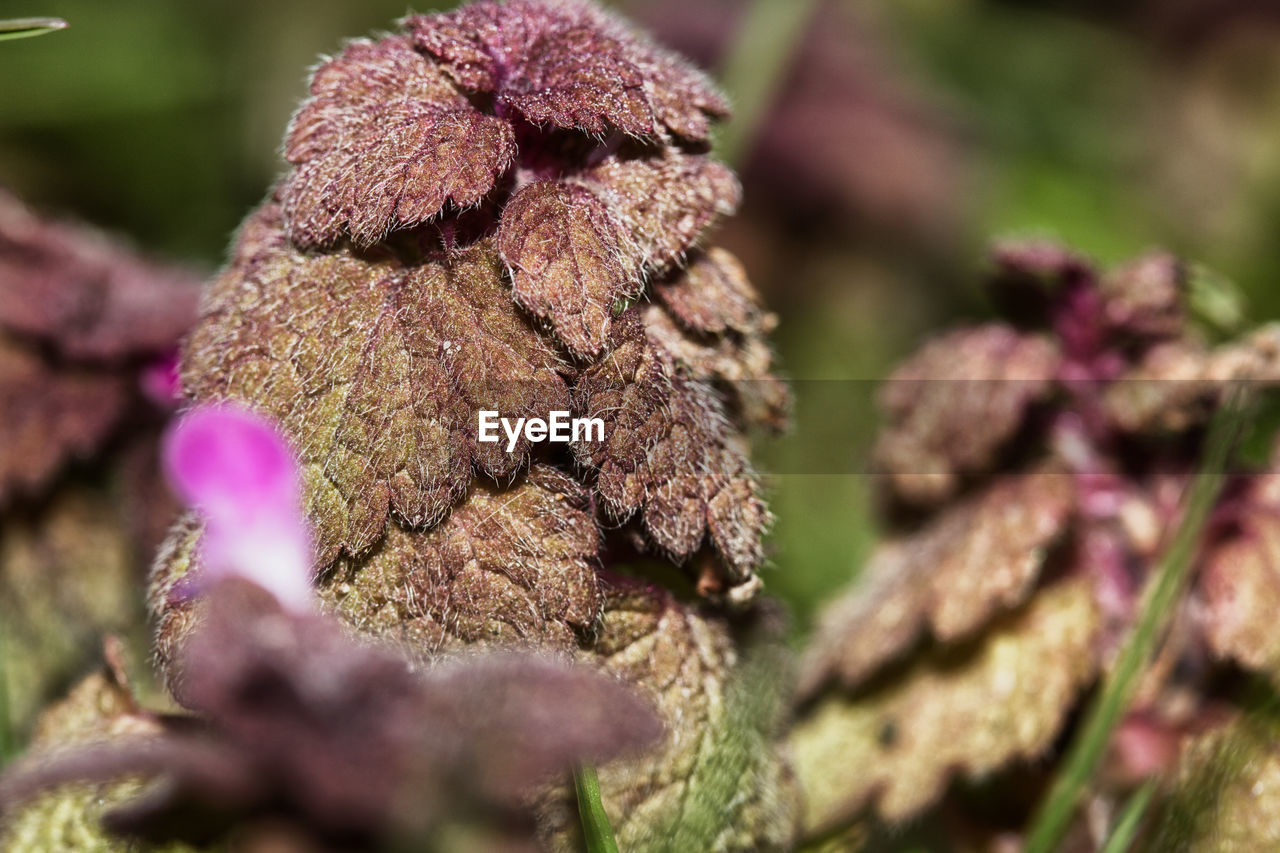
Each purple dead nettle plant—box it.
[128,0,796,850]
[786,243,1280,846]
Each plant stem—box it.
[574,764,619,853]
[0,628,13,767]
[1100,778,1157,853]
[1025,389,1248,853]
[0,17,67,42]
[715,0,820,167]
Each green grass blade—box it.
[1025,389,1249,853]
[1100,778,1157,853]
[0,627,13,767]
[0,17,68,42]
[574,764,619,853]
[714,0,820,166]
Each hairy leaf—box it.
[644,249,789,431]
[537,579,800,852]
[498,149,739,357]
[498,180,635,358]
[874,324,1060,506]
[572,317,769,588]
[653,248,768,338]
[282,36,516,248]
[150,465,602,681]
[798,468,1075,695]
[582,148,740,272]
[0,189,200,360]
[183,206,570,562]
[320,465,603,658]
[408,0,729,140]
[790,578,1099,829]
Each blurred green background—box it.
[5,0,1280,631]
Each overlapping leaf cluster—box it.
[144,1,795,850]
[174,0,787,621]
[788,242,1280,841]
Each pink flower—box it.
[162,404,313,611]
[140,348,183,407]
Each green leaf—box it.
[1025,388,1250,853]
[574,764,619,853]
[714,0,820,166]
[0,626,13,767]
[1100,778,1156,853]
[0,17,67,41]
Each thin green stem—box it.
[0,17,67,42]
[0,628,13,767]
[1025,390,1249,853]
[715,0,820,167]
[574,764,619,853]
[1100,779,1157,853]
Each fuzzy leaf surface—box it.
[572,317,769,586]
[183,207,570,562]
[644,249,788,431]
[282,36,516,248]
[408,0,729,140]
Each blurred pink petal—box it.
[140,349,183,407]
[162,404,313,611]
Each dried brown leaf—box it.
[789,578,1100,829]
[0,190,200,360]
[408,0,729,140]
[572,316,769,586]
[182,206,570,562]
[798,468,1075,696]
[874,324,1060,506]
[282,36,516,248]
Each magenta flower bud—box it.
[162,404,313,611]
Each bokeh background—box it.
[4,0,1280,633]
